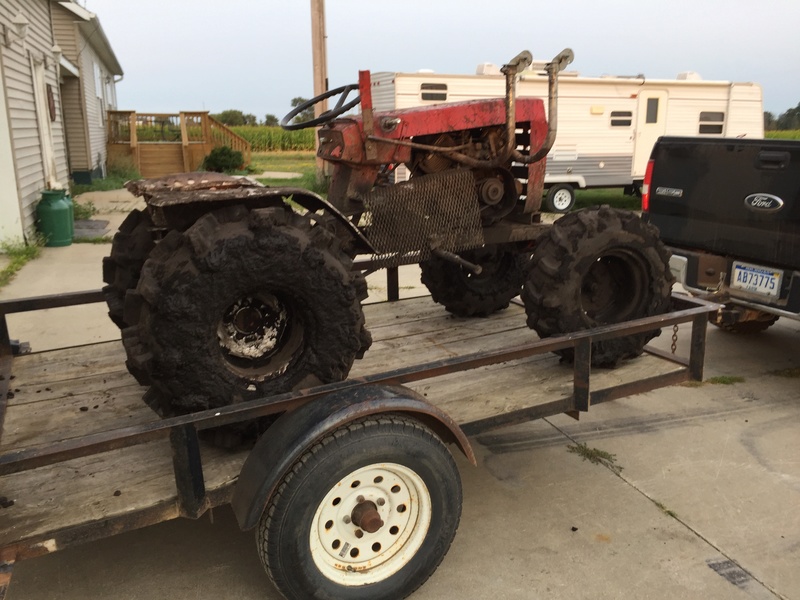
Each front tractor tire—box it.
[420,246,527,318]
[121,205,371,420]
[258,415,462,600]
[102,209,157,328]
[522,206,674,367]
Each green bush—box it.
[202,146,244,173]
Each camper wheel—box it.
[545,184,576,213]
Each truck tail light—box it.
[641,159,654,212]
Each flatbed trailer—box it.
[0,290,717,600]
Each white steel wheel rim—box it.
[309,462,432,586]
[552,189,573,211]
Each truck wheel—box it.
[257,415,462,600]
[102,209,156,328]
[544,184,576,213]
[420,246,527,317]
[122,205,371,419]
[522,206,674,367]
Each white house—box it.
[0,0,122,243]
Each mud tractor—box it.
[103,49,673,432]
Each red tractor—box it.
[103,49,672,437]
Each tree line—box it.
[764,103,800,130]
[212,98,314,128]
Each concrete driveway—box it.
[1,193,798,600]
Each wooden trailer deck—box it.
[0,294,710,563]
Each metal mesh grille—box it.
[362,169,484,267]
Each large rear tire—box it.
[522,206,673,367]
[420,246,527,317]
[258,415,462,600]
[102,209,156,328]
[122,205,371,419]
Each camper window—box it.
[420,83,447,102]
[646,98,660,124]
[698,111,725,134]
[610,111,632,127]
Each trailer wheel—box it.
[122,205,371,421]
[102,209,156,328]
[544,184,576,213]
[522,206,674,367]
[420,246,527,317]
[257,415,462,600]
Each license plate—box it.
[731,261,781,298]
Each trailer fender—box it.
[231,384,475,531]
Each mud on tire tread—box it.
[121,205,371,418]
[522,206,674,367]
[102,209,156,328]
[420,247,527,318]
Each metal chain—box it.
[671,324,679,354]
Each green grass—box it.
[681,375,746,387]
[575,187,641,211]
[0,237,44,289]
[765,130,800,140]
[567,442,622,474]
[73,236,112,244]
[69,160,141,196]
[768,367,800,378]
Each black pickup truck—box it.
[643,136,800,332]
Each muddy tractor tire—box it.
[420,246,527,318]
[257,415,462,600]
[522,206,674,367]
[121,205,371,421]
[102,209,157,328]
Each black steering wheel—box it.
[280,84,360,131]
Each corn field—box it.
[230,126,315,151]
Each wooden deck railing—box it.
[107,111,252,178]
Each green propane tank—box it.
[37,189,73,247]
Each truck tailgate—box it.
[646,136,800,269]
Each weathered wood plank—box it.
[0,295,682,552]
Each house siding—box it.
[1,0,69,239]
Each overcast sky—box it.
[83,0,799,119]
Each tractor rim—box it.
[216,292,303,378]
[309,463,432,585]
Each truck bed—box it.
[0,296,689,556]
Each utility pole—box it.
[310,0,328,184]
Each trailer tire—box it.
[257,414,462,600]
[420,246,527,317]
[122,205,371,423]
[522,206,673,367]
[102,209,156,328]
[544,184,576,213]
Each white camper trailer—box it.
[370,62,764,211]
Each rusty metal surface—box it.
[362,169,484,265]
[125,172,263,197]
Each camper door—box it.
[633,90,668,180]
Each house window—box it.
[646,98,659,123]
[420,83,447,102]
[699,111,725,134]
[94,63,103,98]
[610,110,632,127]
